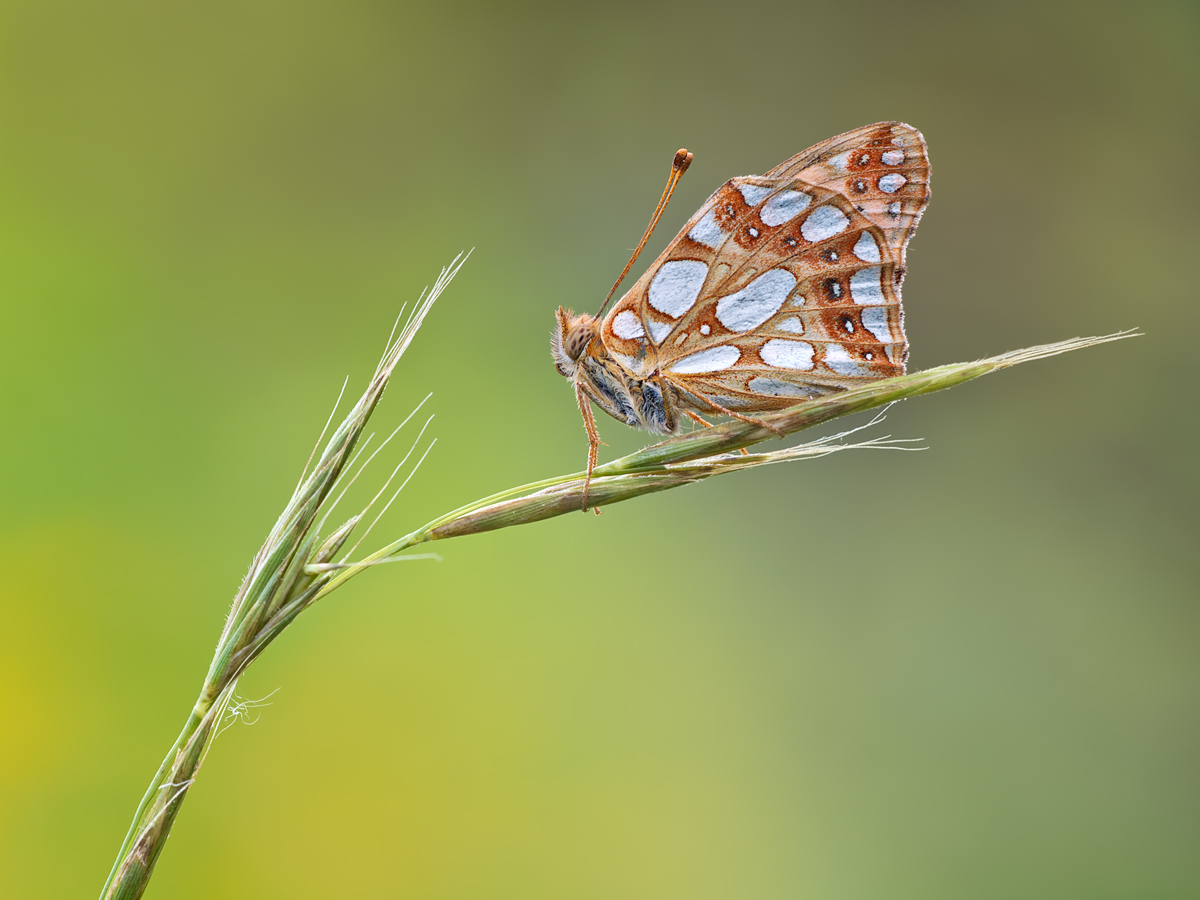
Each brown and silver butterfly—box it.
[552,122,930,507]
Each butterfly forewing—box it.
[599,122,929,410]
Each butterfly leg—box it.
[663,374,786,439]
[683,410,749,453]
[575,384,603,514]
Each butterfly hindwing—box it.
[764,121,929,268]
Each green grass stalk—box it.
[98,253,1136,898]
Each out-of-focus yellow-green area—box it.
[2,1,1197,897]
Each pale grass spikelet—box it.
[100,252,469,900]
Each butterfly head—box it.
[551,306,599,377]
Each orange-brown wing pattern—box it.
[599,122,930,409]
[762,121,929,272]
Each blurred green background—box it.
[2,1,1197,897]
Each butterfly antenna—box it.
[595,147,693,317]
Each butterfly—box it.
[551,122,930,508]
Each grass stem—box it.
[97,258,1136,897]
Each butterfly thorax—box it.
[552,305,677,435]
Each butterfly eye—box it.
[564,321,595,361]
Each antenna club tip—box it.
[673,148,694,172]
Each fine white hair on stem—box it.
[783,402,909,450]
[675,403,922,469]
[354,416,435,531]
[342,417,437,560]
[229,687,281,710]
[296,375,350,495]
[748,434,923,465]
[215,688,281,737]
[724,420,925,466]
[323,393,433,523]
[318,431,376,527]
[355,437,438,550]
[327,410,431,523]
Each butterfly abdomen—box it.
[629,377,673,434]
